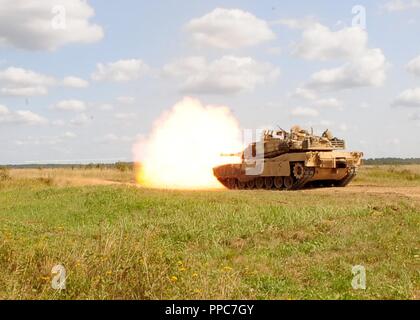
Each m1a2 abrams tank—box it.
[213,126,363,190]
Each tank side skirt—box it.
[336,167,357,187]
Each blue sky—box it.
[0,0,420,164]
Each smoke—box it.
[132,97,242,189]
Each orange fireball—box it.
[132,97,242,189]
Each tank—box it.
[213,126,363,190]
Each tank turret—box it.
[240,127,345,161]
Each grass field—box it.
[0,165,419,299]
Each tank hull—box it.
[213,150,363,190]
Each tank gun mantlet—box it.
[305,152,318,166]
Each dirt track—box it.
[305,185,420,200]
[51,177,125,186]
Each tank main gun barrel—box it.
[220,152,242,157]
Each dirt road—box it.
[305,184,420,200]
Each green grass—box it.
[0,167,419,299]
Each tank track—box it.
[336,167,357,187]
[290,167,315,190]
[217,166,315,191]
[217,178,235,189]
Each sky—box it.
[0,0,420,164]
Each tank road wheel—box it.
[264,177,274,189]
[273,177,283,189]
[246,179,256,189]
[227,178,237,190]
[255,177,265,189]
[237,180,246,190]
[283,176,294,190]
[293,163,305,180]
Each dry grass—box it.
[8,168,134,186]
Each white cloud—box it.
[306,121,349,133]
[360,102,370,109]
[15,131,77,146]
[53,99,86,111]
[98,133,133,144]
[15,136,60,146]
[52,119,65,126]
[383,0,420,12]
[0,67,55,96]
[319,120,334,126]
[313,98,343,109]
[116,96,135,104]
[273,17,318,30]
[338,123,348,132]
[63,131,77,138]
[115,113,136,120]
[387,138,401,145]
[290,107,319,117]
[103,133,119,142]
[293,24,368,61]
[14,111,48,125]
[307,48,387,91]
[409,113,420,120]
[62,76,89,88]
[0,105,47,125]
[406,55,420,76]
[291,87,318,100]
[99,104,114,111]
[266,46,282,55]
[70,113,90,126]
[1,87,46,96]
[286,22,388,91]
[185,8,275,49]
[0,0,104,51]
[91,59,149,82]
[0,67,89,97]
[163,56,279,94]
[392,87,420,107]
[0,105,9,115]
